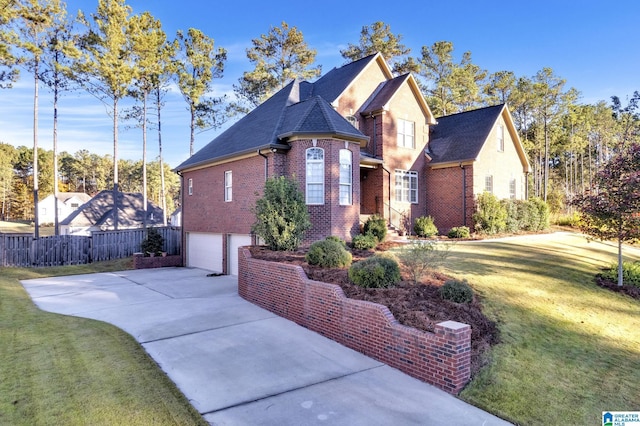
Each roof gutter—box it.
[174,143,290,173]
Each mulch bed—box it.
[248,243,500,377]
[596,276,640,300]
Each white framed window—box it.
[395,170,418,203]
[397,118,415,149]
[509,178,517,199]
[485,175,494,193]
[306,147,324,205]
[339,149,352,205]
[224,171,232,202]
[497,124,504,152]
[188,178,193,195]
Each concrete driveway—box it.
[21,267,510,425]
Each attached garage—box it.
[186,232,223,272]
[227,234,252,276]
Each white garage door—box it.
[187,232,223,272]
[228,234,252,276]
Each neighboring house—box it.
[60,190,164,236]
[175,53,530,274]
[169,207,181,227]
[38,192,92,225]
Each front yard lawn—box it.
[447,233,640,425]
[0,259,206,426]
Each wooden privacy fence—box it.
[0,227,181,268]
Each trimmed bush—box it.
[352,233,378,250]
[251,176,311,251]
[305,238,352,268]
[448,226,470,239]
[348,255,401,288]
[414,215,438,238]
[363,215,387,242]
[440,279,474,303]
[473,192,507,235]
[325,235,347,248]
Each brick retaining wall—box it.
[133,253,183,269]
[238,247,471,394]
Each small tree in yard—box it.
[252,175,311,251]
[572,143,640,286]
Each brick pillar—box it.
[434,320,472,394]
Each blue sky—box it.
[1,0,638,168]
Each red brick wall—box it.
[133,253,182,269]
[238,247,472,394]
[425,165,476,233]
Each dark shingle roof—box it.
[60,190,164,228]
[361,74,409,113]
[428,104,505,164]
[175,56,382,171]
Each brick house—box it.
[175,53,529,274]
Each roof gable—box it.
[428,104,530,172]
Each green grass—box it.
[0,259,207,426]
[0,220,55,236]
[443,233,640,425]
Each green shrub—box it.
[554,212,581,227]
[413,215,438,238]
[530,197,550,231]
[140,227,164,256]
[501,199,521,233]
[251,176,311,251]
[305,238,352,268]
[396,241,452,284]
[348,255,401,288]
[448,226,470,239]
[363,215,387,242]
[439,279,474,303]
[352,233,378,250]
[325,235,347,248]
[600,262,640,287]
[473,192,507,235]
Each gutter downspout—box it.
[257,150,268,180]
[176,170,185,264]
[460,163,467,227]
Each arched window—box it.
[306,147,324,204]
[339,149,352,205]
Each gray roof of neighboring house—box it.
[56,192,92,204]
[175,55,380,172]
[428,104,506,164]
[60,190,164,228]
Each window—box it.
[395,170,418,203]
[397,119,415,148]
[224,171,232,202]
[71,203,79,208]
[339,149,352,205]
[306,147,324,204]
[485,175,494,193]
[188,178,193,195]
[509,178,517,199]
[497,124,504,152]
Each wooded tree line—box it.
[1,1,639,229]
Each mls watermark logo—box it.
[603,411,640,426]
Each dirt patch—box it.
[248,244,500,377]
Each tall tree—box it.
[232,21,319,113]
[0,142,17,220]
[610,91,640,148]
[483,70,516,105]
[0,0,19,87]
[418,41,457,116]
[174,28,226,157]
[14,0,63,238]
[78,0,136,230]
[340,21,410,72]
[572,143,640,286]
[128,11,168,228]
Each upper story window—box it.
[485,175,494,193]
[71,203,79,208]
[306,147,324,205]
[397,118,415,149]
[497,124,505,152]
[224,171,232,202]
[395,170,418,203]
[188,178,193,195]
[346,115,359,130]
[339,149,352,205]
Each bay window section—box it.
[339,149,352,205]
[306,147,324,204]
